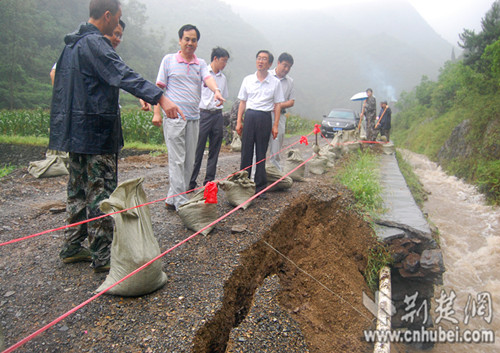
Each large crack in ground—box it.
[192,187,377,353]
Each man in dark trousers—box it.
[360,88,377,141]
[50,0,183,272]
[236,50,284,199]
[189,47,230,190]
[375,100,392,141]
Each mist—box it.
[0,0,456,115]
[136,0,454,119]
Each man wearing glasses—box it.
[236,50,284,199]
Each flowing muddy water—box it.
[401,150,499,353]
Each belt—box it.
[200,108,221,113]
[247,109,272,115]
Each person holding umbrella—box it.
[359,88,377,141]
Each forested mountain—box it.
[0,0,453,118]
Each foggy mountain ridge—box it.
[137,0,454,119]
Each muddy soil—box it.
[0,142,376,353]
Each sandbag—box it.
[343,129,357,142]
[230,134,242,152]
[382,141,396,155]
[284,149,305,182]
[28,149,69,178]
[343,141,361,153]
[319,144,337,165]
[178,188,218,235]
[266,164,293,191]
[97,178,167,297]
[218,171,255,209]
[308,155,330,175]
[330,134,343,157]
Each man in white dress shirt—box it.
[189,47,230,190]
[236,50,284,198]
[268,52,295,171]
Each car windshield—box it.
[327,110,354,119]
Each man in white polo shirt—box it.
[236,50,284,199]
[153,24,224,210]
[268,52,295,171]
[189,47,230,191]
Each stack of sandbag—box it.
[28,149,69,178]
[218,171,255,210]
[266,164,293,191]
[284,149,306,182]
[343,141,361,153]
[343,129,357,142]
[308,155,330,175]
[97,178,167,297]
[178,187,218,235]
[230,134,242,152]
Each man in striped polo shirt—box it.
[153,24,224,210]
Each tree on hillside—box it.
[0,0,167,109]
[482,39,500,85]
[459,0,500,70]
[0,0,87,109]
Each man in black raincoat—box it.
[49,0,183,272]
[375,100,392,141]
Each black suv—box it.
[320,108,359,137]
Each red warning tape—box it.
[1,151,316,353]
[0,132,312,248]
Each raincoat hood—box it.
[64,23,103,47]
[49,22,163,155]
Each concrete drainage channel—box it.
[192,188,376,353]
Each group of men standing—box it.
[49,0,295,272]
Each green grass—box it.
[365,244,393,292]
[335,150,384,217]
[0,164,16,179]
[123,141,166,152]
[0,135,49,146]
[334,149,392,292]
[395,150,427,209]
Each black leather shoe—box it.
[165,203,176,211]
[257,192,268,200]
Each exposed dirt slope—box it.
[0,144,375,353]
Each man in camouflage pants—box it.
[360,88,377,141]
[61,155,117,271]
[51,0,183,272]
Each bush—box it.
[285,114,316,135]
[476,159,500,204]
